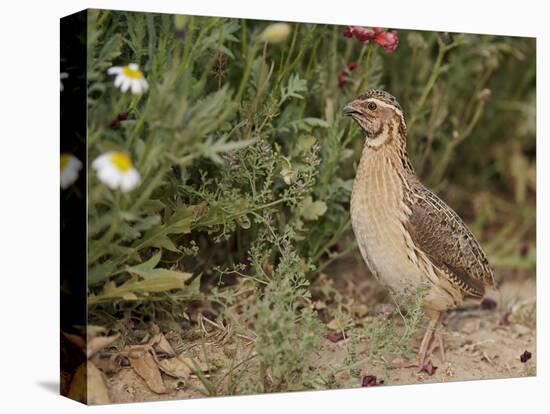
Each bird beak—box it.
[343,101,361,117]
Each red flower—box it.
[344,26,377,43]
[343,26,399,53]
[347,61,358,71]
[373,30,399,53]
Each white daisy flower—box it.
[107,63,149,95]
[92,152,141,192]
[60,153,82,189]
[60,72,69,91]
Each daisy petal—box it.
[114,75,125,88]
[97,165,121,189]
[140,78,149,91]
[107,66,122,75]
[130,80,141,95]
[120,169,141,192]
[92,153,111,171]
[121,78,131,92]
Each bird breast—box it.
[350,148,424,295]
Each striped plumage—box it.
[345,89,495,366]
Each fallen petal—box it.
[201,309,217,321]
[326,330,345,343]
[481,297,498,310]
[361,374,384,387]
[419,360,438,375]
[499,312,510,327]
[520,350,532,363]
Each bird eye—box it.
[367,102,377,111]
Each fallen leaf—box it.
[314,300,327,310]
[67,362,87,403]
[91,352,126,374]
[326,319,341,330]
[67,361,111,404]
[62,332,86,353]
[158,357,192,379]
[352,304,369,318]
[87,333,120,359]
[127,348,167,394]
[150,333,176,357]
[179,356,210,373]
[87,361,112,404]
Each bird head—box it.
[343,89,406,148]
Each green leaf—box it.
[88,252,195,305]
[127,251,162,274]
[293,135,317,155]
[88,262,116,285]
[280,74,308,105]
[127,252,193,282]
[299,196,328,221]
[146,235,180,252]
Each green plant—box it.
[82,10,535,396]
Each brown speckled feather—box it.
[405,183,495,298]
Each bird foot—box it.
[390,357,439,376]
[391,329,446,370]
[390,357,419,369]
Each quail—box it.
[344,89,495,366]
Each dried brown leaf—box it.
[62,332,86,354]
[87,333,120,359]
[67,361,111,404]
[87,361,112,404]
[127,349,167,394]
[150,333,176,356]
[158,357,192,379]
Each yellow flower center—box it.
[122,65,143,79]
[60,153,70,171]
[110,152,133,172]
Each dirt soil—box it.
[90,254,536,404]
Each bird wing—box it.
[405,186,495,298]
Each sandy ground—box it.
[87,254,536,404]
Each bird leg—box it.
[427,330,446,363]
[390,310,445,369]
[417,310,443,368]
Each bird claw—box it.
[390,357,419,369]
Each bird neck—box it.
[361,120,415,178]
